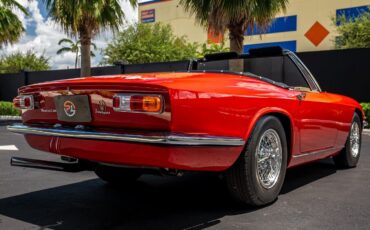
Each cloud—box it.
[0,0,138,69]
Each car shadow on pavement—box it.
[0,159,337,230]
[281,158,337,194]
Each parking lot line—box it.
[0,145,19,151]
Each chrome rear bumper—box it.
[7,123,245,146]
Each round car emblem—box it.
[63,101,76,117]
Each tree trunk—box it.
[228,23,245,72]
[80,30,91,77]
[75,48,79,69]
[228,23,245,54]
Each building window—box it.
[141,9,156,23]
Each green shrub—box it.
[361,102,370,128]
[334,10,370,49]
[0,101,20,116]
[103,23,199,64]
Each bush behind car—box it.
[361,102,370,128]
[0,101,20,116]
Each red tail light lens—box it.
[24,97,31,107]
[113,94,163,113]
[113,96,121,108]
[13,95,34,110]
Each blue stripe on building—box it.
[336,5,369,25]
[139,0,165,6]
[245,15,297,36]
[243,40,297,53]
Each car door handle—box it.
[296,92,306,101]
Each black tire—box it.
[333,113,362,168]
[95,165,141,185]
[226,116,288,206]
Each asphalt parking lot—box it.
[0,125,369,230]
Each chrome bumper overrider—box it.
[7,123,245,146]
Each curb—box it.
[0,116,22,126]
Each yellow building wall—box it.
[139,0,207,43]
[139,0,370,52]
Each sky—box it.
[1,0,138,69]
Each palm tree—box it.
[180,0,288,54]
[0,0,28,47]
[57,38,97,69]
[43,0,137,77]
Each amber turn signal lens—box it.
[130,95,162,113]
[13,97,21,109]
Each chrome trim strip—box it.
[7,123,245,146]
[292,147,343,158]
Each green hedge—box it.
[0,101,21,116]
[361,103,370,128]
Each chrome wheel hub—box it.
[256,129,283,189]
[350,122,360,158]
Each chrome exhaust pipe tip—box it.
[10,157,85,172]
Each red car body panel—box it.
[14,72,364,171]
[24,134,243,171]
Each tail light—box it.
[13,95,34,110]
[113,94,163,113]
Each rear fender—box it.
[241,107,296,166]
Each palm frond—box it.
[180,0,288,34]
[179,0,288,53]
[58,38,74,45]
[56,47,72,55]
[91,42,97,50]
[0,7,25,45]
[0,0,28,15]
[42,0,136,36]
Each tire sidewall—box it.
[345,114,362,167]
[245,116,288,204]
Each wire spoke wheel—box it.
[350,122,360,158]
[333,113,361,168]
[226,116,287,205]
[256,129,283,189]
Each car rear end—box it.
[8,74,245,172]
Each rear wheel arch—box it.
[354,108,364,129]
[226,114,289,205]
[243,110,294,166]
[271,113,293,165]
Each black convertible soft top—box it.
[202,46,286,62]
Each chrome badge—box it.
[63,101,76,117]
[96,100,110,115]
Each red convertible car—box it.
[8,47,365,206]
